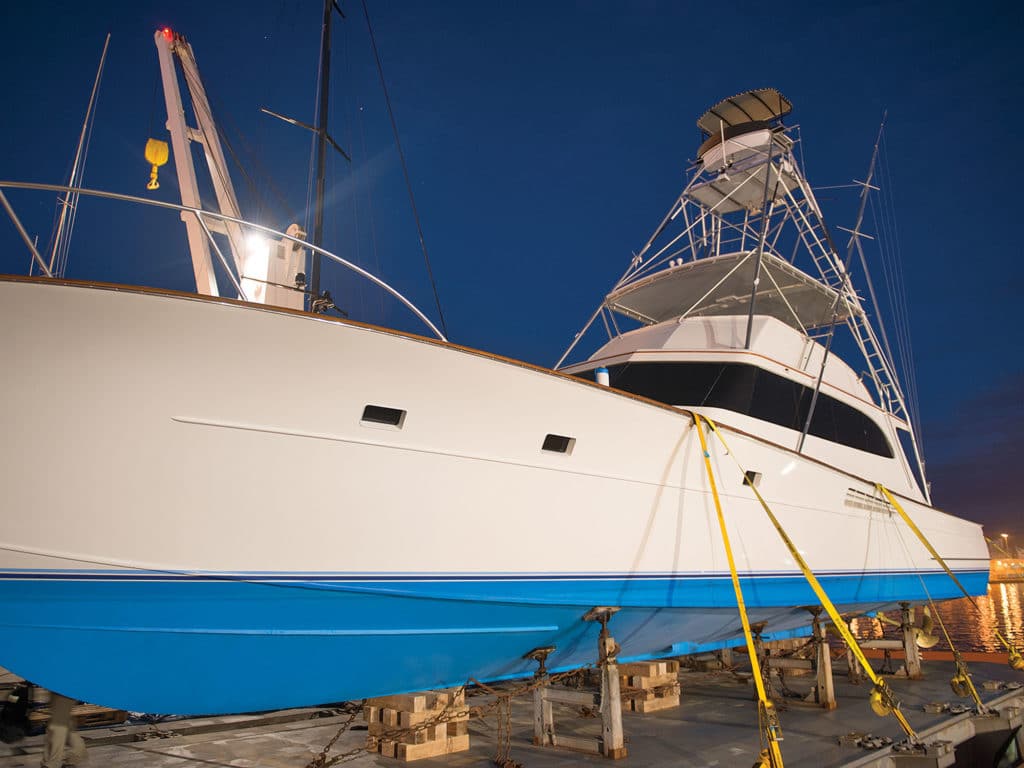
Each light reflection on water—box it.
[851,581,1023,654]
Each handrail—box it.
[0,189,52,277]
[0,181,447,341]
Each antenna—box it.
[48,33,111,278]
[260,0,350,312]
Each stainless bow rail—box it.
[0,181,447,342]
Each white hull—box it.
[0,277,989,713]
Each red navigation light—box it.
[161,27,174,42]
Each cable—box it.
[876,483,1022,668]
[357,104,386,322]
[360,0,448,339]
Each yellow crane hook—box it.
[144,138,169,190]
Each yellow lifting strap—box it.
[698,415,919,742]
[693,415,785,768]
[875,483,1024,672]
[920,591,986,710]
[144,138,169,190]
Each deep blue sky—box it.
[1,1,1020,540]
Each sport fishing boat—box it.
[0,29,989,717]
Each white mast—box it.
[154,28,219,297]
[153,28,306,309]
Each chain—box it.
[305,702,365,767]
[307,666,594,767]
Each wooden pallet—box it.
[364,688,470,762]
[28,703,128,731]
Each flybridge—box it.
[604,251,854,331]
[557,87,928,499]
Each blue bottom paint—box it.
[0,569,988,715]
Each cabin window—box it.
[542,434,575,454]
[361,405,406,428]
[574,362,893,458]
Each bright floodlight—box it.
[246,233,268,254]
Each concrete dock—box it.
[1,659,1021,767]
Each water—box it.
[851,581,1024,654]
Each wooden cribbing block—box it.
[396,734,471,761]
[618,660,681,715]
[399,706,469,728]
[617,660,679,677]
[622,673,677,688]
[628,693,680,713]
[370,690,462,712]
[364,688,470,761]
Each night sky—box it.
[1,1,1020,542]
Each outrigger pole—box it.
[797,122,882,453]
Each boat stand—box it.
[759,611,836,709]
[857,603,923,679]
[805,609,837,709]
[530,606,627,759]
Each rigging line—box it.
[214,90,296,224]
[878,207,921,446]
[51,33,111,278]
[360,0,448,338]
[872,195,917,431]
[798,123,886,452]
[854,221,898,403]
[869,197,906,400]
[147,59,161,139]
[176,64,240,205]
[340,20,365,320]
[877,133,921,422]
[875,484,1022,665]
[176,67,247,270]
[179,64,254,214]
[870,161,907,398]
[701,418,920,742]
[891,523,987,711]
[41,161,71,276]
[357,104,386,322]
[56,74,103,278]
[304,23,325,255]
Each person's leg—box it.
[40,694,75,768]
[64,730,88,765]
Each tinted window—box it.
[577,362,892,457]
